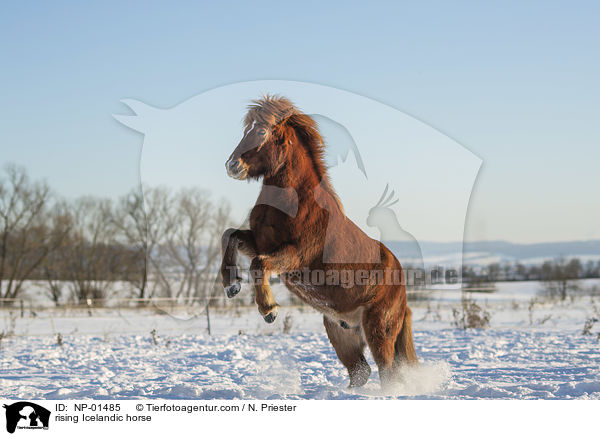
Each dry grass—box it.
[452,293,491,329]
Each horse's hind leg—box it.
[323,316,371,388]
[250,256,280,323]
[220,229,256,298]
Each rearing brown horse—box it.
[221,95,417,388]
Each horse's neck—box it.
[263,152,320,195]
[262,142,341,214]
[256,184,299,218]
[261,174,315,207]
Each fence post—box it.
[206,301,211,336]
[20,299,24,318]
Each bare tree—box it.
[160,188,230,305]
[0,165,54,301]
[111,188,151,301]
[41,201,73,305]
[63,197,119,305]
[487,262,500,282]
[502,262,512,280]
[541,257,581,300]
[515,262,527,280]
[565,258,582,279]
[584,260,599,278]
[196,198,231,305]
[139,186,176,299]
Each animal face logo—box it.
[3,402,50,434]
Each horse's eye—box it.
[257,129,266,136]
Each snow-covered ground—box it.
[1,281,600,400]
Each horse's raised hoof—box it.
[225,282,241,298]
[263,309,278,324]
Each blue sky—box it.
[0,1,598,243]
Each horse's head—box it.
[367,184,399,227]
[225,120,279,180]
[226,95,302,181]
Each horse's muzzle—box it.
[226,158,248,180]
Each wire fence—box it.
[0,286,497,313]
[0,296,245,312]
[0,286,498,337]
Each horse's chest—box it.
[250,205,292,253]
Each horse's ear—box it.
[113,99,161,133]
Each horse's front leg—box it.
[221,228,256,298]
[250,256,279,323]
[251,243,301,323]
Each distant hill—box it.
[383,240,600,267]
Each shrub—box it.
[452,293,491,329]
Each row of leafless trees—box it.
[0,164,231,306]
[463,257,599,284]
[462,257,598,300]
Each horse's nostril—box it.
[227,160,238,171]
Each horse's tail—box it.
[395,307,418,365]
